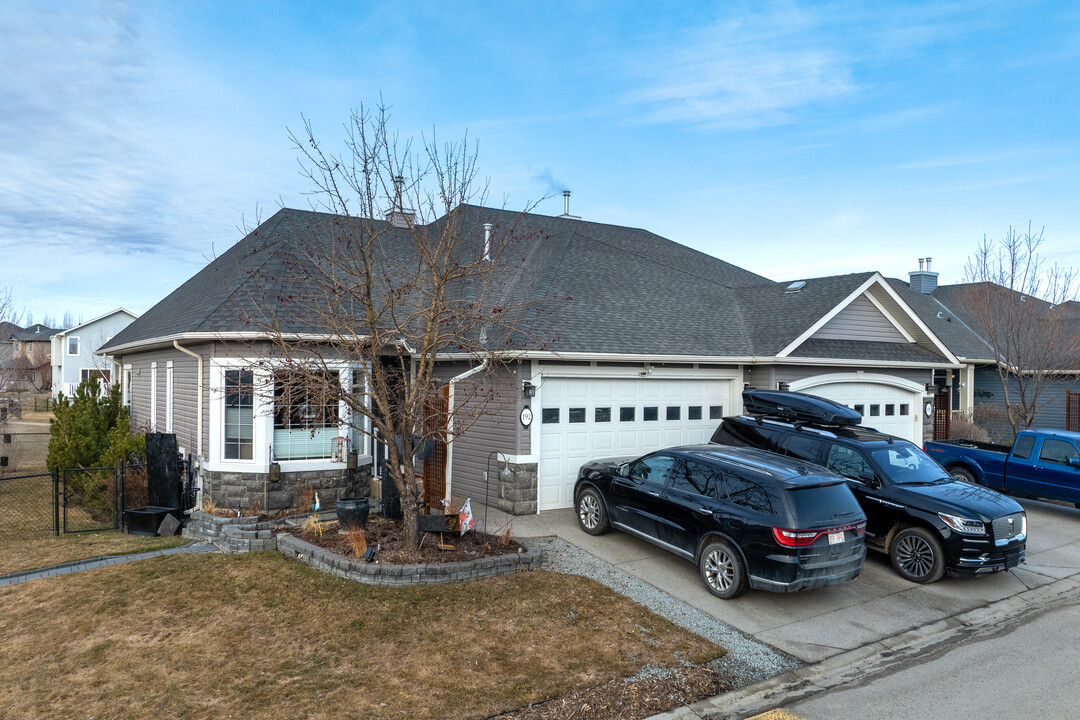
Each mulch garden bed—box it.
[296,513,524,564]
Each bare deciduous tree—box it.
[963,223,1080,436]
[247,105,546,549]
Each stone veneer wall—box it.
[496,461,538,515]
[201,464,372,514]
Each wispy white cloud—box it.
[895,149,1028,170]
[618,7,857,130]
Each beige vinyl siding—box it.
[812,295,908,343]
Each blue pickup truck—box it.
[925,429,1080,505]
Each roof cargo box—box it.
[742,389,862,426]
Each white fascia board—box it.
[102,331,372,355]
[868,276,960,363]
[773,355,962,369]
[64,308,140,335]
[776,273,960,365]
[436,350,757,364]
[776,276,881,358]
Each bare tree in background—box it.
[963,223,1080,436]
[247,105,546,549]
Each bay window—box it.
[224,369,254,460]
[273,371,340,460]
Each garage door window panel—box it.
[568,408,586,423]
[644,407,658,421]
[595,407,611,422]
[542,408,560,424]
[666,406,681,421]
[689,406,702,420]
[620,407,635,421]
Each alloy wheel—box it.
[703,547,735,592]
[578,493,600,530]
[895,534,935,578]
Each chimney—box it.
[482,223,493,261]
[558,189,581,220]
[909,257,939,294]
[385,174,415,228]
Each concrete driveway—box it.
[507,497,1080,664]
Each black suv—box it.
[712,390,1027,583]
[574,445,866,599]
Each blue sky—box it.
[3,0,1079,324]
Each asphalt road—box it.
[783,592,1080,720]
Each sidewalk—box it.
[0,541,218,588]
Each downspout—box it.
[173,341,203,459]
[444,360,490,508]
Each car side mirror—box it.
[617,462,631,477]
[1068,457,1080,468]
[858,470,880,488]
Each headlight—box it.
[939,512,986,535]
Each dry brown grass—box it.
[0,552,723,719]
[345,526,367,557]
[0,532,187,576]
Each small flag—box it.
[458,498,474,536]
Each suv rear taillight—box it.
[773,522,866,547]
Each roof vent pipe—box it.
[925,257,932,272]
[558,189,581,220]
[918,258,925,271]
[482,223,493,262]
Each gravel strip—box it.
[530,536,801,687]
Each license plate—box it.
[828,531,845,545]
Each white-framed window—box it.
[224,368,254,460]
[122,365,132,407]
[166,361,174,433]
[272,370,341,460]
[150,362,158,431]
[67,336,80,356]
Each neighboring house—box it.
[7,324,58,392]
[101,206,962,515]
[50,309,139,398]
[895,261,1080,433]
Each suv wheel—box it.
[575,487,610,535]
[699,539,748,599]
[890,527,945,583]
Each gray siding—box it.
[973,366,1080,432]
[448,364,527,503]
[119,343,210,461]
[744,364,775,390]
[812,295,907,343]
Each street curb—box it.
[647,572,1080,719]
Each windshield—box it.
[869,443,948,484]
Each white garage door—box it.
[537,377,731,511]
[800,382,922,443]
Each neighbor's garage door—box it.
[537,377,731,511]
[801,381,921,443]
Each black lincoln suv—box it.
[712,390,1028,584]
[574,445,866,599]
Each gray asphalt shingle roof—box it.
[102,205,955,365]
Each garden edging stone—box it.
[276,533,543,586]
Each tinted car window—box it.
[1012,435,1035,459]
[711,421,783,452]
[669,459,722,498]
[786,483,862,520]
[723,469,777,514]
[778,433,823,463]
[825,444,873,480]
[868,443,948,484]
[1040,438,1080,465]
[628,454,676,485]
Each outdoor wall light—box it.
[522,380,536,398]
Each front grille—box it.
[993,512,1025,541]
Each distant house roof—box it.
[102,205,957,367]
[0,321,21,340]
[12,324,58,342]
[52,308,139,338]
